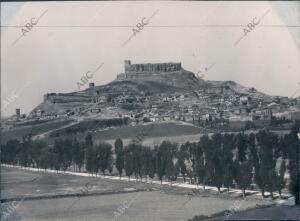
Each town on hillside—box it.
[3,60,300,133]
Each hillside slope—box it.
[26,63,280,127]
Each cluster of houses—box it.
[11,84,300,129]
[110,89,300,126]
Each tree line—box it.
[1,122,299,204]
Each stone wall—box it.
[44,93,91,103]
[116,60,182,80]
[124,60,181,73]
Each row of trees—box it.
[1,122,299,204]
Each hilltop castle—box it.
[117,60,182,80]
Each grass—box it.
[41,121,204,145]
[1,119,74,144]
[3,118,291,150]
[1,167,272,221]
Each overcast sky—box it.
[1,1,300,117]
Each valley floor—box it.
[1,165,296,221]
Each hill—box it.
[3,60,297,144]
[29,62,271,118]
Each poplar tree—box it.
[142,147,156,181]
[211,133,223,193]
[72,138,85,172]
[156,141,176,183]
[222,134,234,191]
[285,121,300,205]
[256,130,279,198]
[97,142,113,175]
[178,143,189,182]
[201,135,213,188]
[115,138,124,177]
[85,134,95,174]
[234,133,252,197]
[276,159,286,198]
[2,139,20,165]
[124,145,134,180]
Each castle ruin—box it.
[117,60,182,80]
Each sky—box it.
[1,1,300,117]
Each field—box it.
[68,121,204,139]
[3,118,292,148]
[41,121,290,147]
[38,121,207,146]
[1,167,273,221]
[1,119,74,144]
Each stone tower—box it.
[16,108,20,119]
[124,60,131,73]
